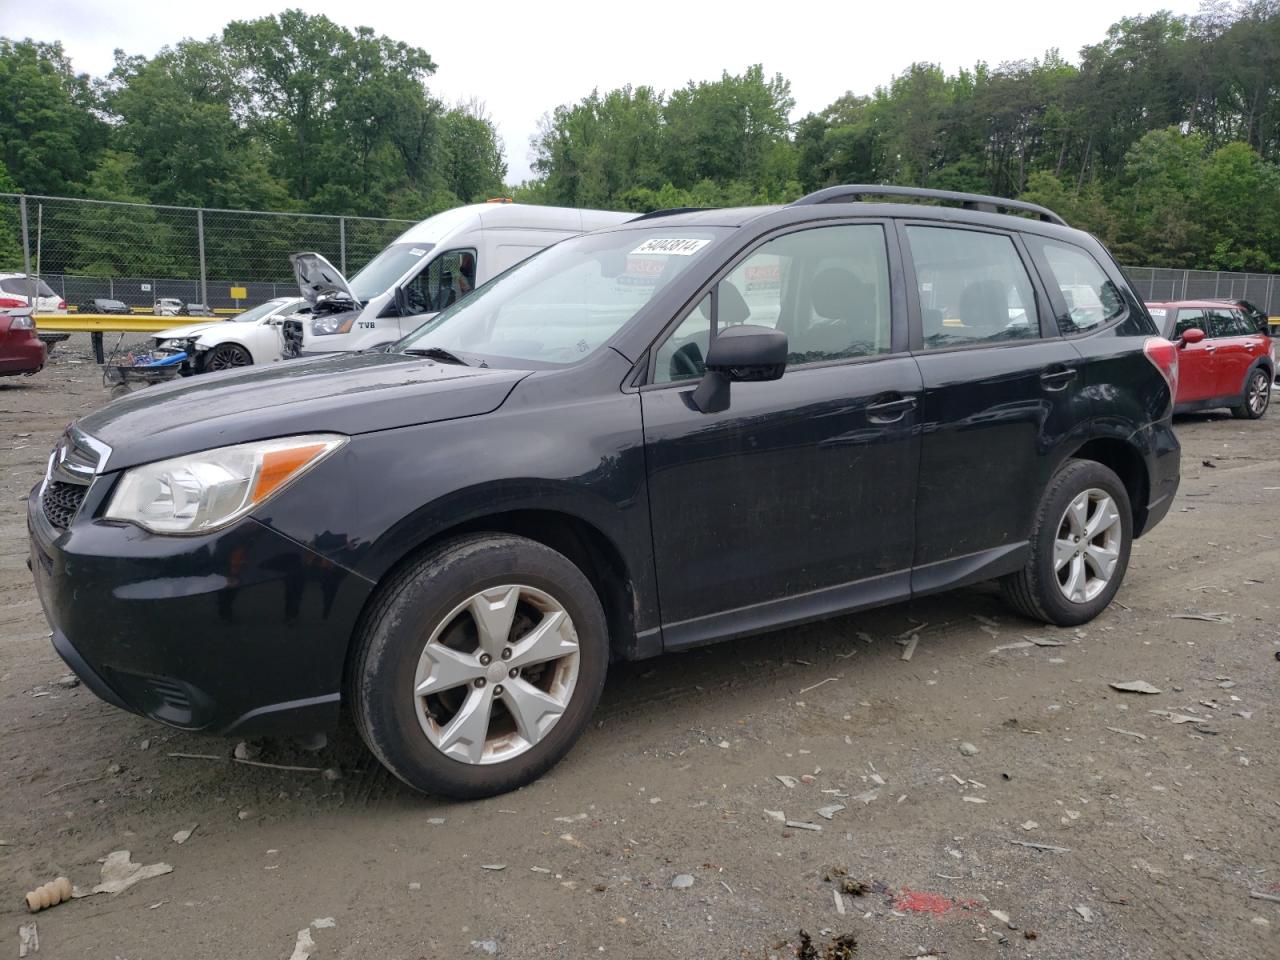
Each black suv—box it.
[29,187,1180,799]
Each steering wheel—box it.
[670,342,704,380]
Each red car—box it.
[0,308,47,377]
[1146,299,1274,419]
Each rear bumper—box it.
[1136,418,1180,536]
[0,335,46,376]
[28,482,374,735]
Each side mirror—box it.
[691,324,787,414]
[1179,327,1206,347]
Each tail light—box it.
[1144,337,1179,413]
[0,297,26,308]
[9,314,35,330]
[57,300,66,310]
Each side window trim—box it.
[895,219,1055,353]
[641,218,906,387]
[1023,235,1131,339]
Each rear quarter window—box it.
[1025,238,1125,335]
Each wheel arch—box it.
[342,507,646,702]
[1062,435,1151,536]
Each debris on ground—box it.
[775,774,799,788]
[899,634,919,661]
[1006,838,1071,853]
[287,928,315,960]
[894,887,979,915]
[233,741,258,762]
[1149,709,1208,724]
[1075,904,1096,922]
[480,864,506,871]
[25,877,71,912]
[958,742,980,756]
[312,918,336,929]
[172,825,197,845]
[816,803,846,820]
[1170,612,1231,623]
[470,939,499,956]
[786,820,822,831]
[18,922,38,958]
[53,674,79,689]
[990,908,1015,928]
[321,767,341,782]
[1249,890,1280,904]
[91,850,173,895]
[1106,727,1147,740]
[670,874,695,889]
[839,878,869,896]
[764,809,786,822]
[794,929,858,960]
[1109,680,1162,694]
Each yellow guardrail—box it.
[34,314,201,334]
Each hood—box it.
[77,351,530,471]
[291,252,357,307]
[154,320,227,341]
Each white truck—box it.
[286,202,633,355]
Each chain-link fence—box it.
[0,193,415,311]
[1124,266,1279,314]
[2,192,1278,316]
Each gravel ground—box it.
[1,336,1277,960]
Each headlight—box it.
[105,434,346,534]
[311,311,356,336]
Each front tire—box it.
[204,344,252,372]
[351,534,609,799]
[1002,460,1133,626]
[1230,368,1270,420]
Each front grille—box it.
[42,481,86,530]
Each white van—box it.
[287,202,633,355]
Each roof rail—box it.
[790,185,1068,226]
[628,207,707,222]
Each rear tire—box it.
[1230,368,1270,420]
[1001,459,1133,626]
[351,534,608,799]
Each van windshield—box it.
[349,243,435,301]
[395,227,727,368]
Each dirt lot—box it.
[1,337,1277,960]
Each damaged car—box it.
[152,296,306,372]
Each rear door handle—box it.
[1039,366,1078,391]
[866,394,918,423]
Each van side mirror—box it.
[1179,327,1205,347]
[691,324,787,414]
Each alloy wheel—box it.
[1248,371,1269,416]
[1054,488,1123,604]
[412,584,580,765]
[208,345,250,370]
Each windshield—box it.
[233,300,286,323]
[396,227,727,368]
[349,242,435,301]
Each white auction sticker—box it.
[409,247,429,257]
[630,238,710,256]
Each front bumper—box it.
[28,480,374,735]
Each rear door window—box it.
[1209,309,1252,338]
[1025,238,1126,335]
[905,226,1040,348]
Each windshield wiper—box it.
[402,346,469,366]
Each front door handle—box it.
[1039,365,1078,391]
[866,394,918,423]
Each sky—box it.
[8,0,1205,184]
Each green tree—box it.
[0,39,105,195]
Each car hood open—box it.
[290,252,358,307]
[77,351,530,471]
